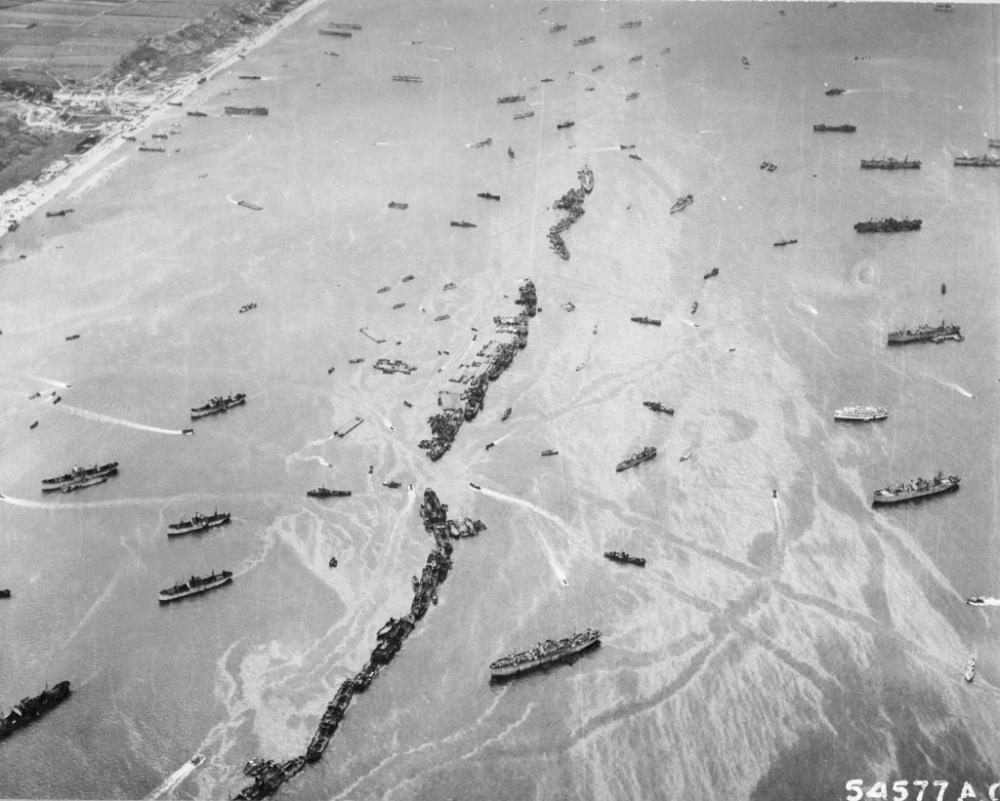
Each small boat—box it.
[742,56,750,69]
[625,91,639,101]
[679,450,693,462]
[327,366,336,374]
[52,396,61,405]
[471,138,492,148]
[691,301,699,314]
[450,221,477,228]
[670,194,694,214]
[508,146,515,159]
[237,200,262,211]
[556,121,575,130]
[392,302,406,310]
[541,449,559,457]
[238,301,257,313]
[401,274,415,282]
[29,421,38,430]
[377,286,391,293]
[182,428,194,435]
[629,154,642,161]
[704,267,719,280]
[65,334,80,341]
[388,201,408,210]
[434,314,450,322]
[329,556,338,568]
[0,589,11,598]
[403,400,413,408]
[941,283,947,295]
[477,192,501,201]
[773,239,798,247]
[190,754,205,767]
[470,482,482,490]
[501,407,512,421]
[485,442,495,451]
[383,481,402,489]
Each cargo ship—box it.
[643,401,674,415]
[541,449,559,457]
[168,510,231,536]
[670,194,694,214]
[190,393,246,419]
[41,461,118,490]
[954,154,1000,167]
[872,472,960,505]
[833,405,887,422]
[501,407,512,421]
[813,123,856,132]
[773,238,798,247]
[489,629,600,680]
[0,681,71,739]
[620,20,642,28]
[616,446,657,472]
[887,321,962,345]
[158,570,233,603]
[549,23,566,33]
[604,550,646,567]
[860,156,920,170]
[307,487,352,498]
[631,316,661,326]
[854,217,921,233]
[319,29,351,38]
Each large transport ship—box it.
[616,446,657,472]
[168,510,231,536]
[489,629,601,680]
[191,393,246,419]
[860,156,920,170]
[158,570,233,603]
[41,461,118,491]
[887,322,962,345]
[834,405,887,422]
[0,681,71,738]
[872,472,960,505]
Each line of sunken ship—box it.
[41,461,118,493]
[234,489,483,800]
[419,280,536,461]
[854,217,921,233]
[547,166,594,260]
[1,681,72,739]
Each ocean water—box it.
[3,2,1000,799]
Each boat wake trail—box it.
[913,369,975,398]
[59,404,186,435]
[27,375,71,389]
[0,494,50,509]
[148,757,199,799]
[479,487,570,586]
[972,597,1000,606]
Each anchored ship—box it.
[573,35,596,46]
[834,405,887,422]
[631,316,661,326]
[670,194,694,214]
[773,238,798,247]
[825,87,845,95]
[556,120,575,130]
[307,487,352,498]
[489,629,600,680]
[0,681,71,739]
[604,550,646,567]
[388,201,408,209]
[954,154,1000,167]
[158,570,233,603]
[813,123,856,132]
[643,401,674,415]
[616,446,657,472]
[861,156,920,170]
[168,510,231,536]
[497,94,525,104]
[224,106,268,116]
[190,393,246,419]
[872,472,960,505]
[887,321,962,345]
[450,221,477,228]
[513,110,535,120]
[477,192,501,201]
[854,217,921,233]
[41,462,118,490]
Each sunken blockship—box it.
[547,166,594,261]
[233,489,484,800]
[419,280,536,461]
[854,217,921,233]
[1,681,71,739]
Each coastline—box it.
[0,0,332,238]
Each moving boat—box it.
[158,570,233,603]
[825,87,845,95]
[541,449,559,457]
[489,629,600,680]
[834,405,887,422]
[872,472,960,505]
[477,192,501,201]
[501,407,512,421]
[616,446,656,472]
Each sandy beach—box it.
[3,2,1000,800]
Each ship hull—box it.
[158,575,233,603]
[872,482,959,505]
[190,398,246,419]
[489,638,601,680]
[0,682,71,739]
[834,410,887,422]
[41,462,118,488]
[167,517,231,536]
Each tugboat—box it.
[670,194,694,214]
[872,472,960,505]
[887,321,962,345]
[643,401,674,415]
[616,446,657,472]
[307,487,352,498]
[854,217,921,233]
[833,405,888,422]
[489,628,600,680]
[631,316,662,326]
[966,597,988,606]
[813,123,856,132]
[964,656,976,683]
[190,394,246,419]
[158,570,233,603]
[0,681,72,739]
[167,510,231,536]
[604,550,646,567]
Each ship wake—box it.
[148,756,199,799]
[58,404,187,435]
[478,487,570,586]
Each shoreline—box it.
[0,0,332,240]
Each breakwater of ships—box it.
[234,489,485,801]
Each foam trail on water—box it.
[148,757,199,799]
[58,404,186,435]
[971,598,1000,606]
[479,487,569,585]
[27,375,71,389]
[0,493,177,511]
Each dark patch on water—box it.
[747,530,776,569]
